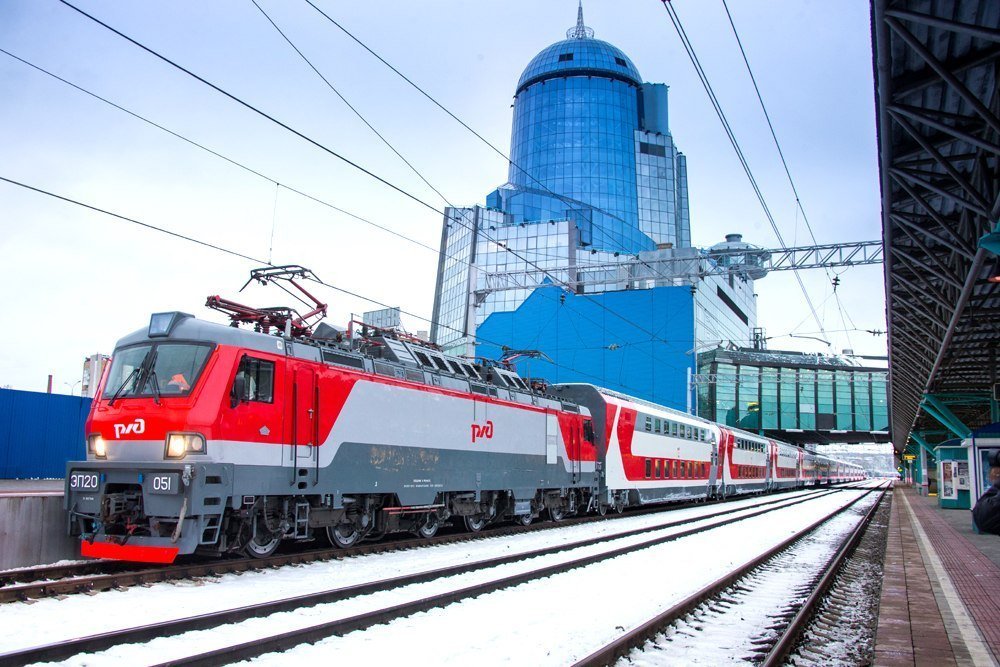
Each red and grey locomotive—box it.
[65,271,863,563]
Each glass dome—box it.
[516,37,642,94]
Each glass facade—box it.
[430,7,747,408]
[430,207,480,348]
[696,348,891,444]
[509,72,643,253]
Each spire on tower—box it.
[567,1,595,39]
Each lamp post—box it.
[64,380,81,396]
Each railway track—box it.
[0,485,856,604]
[782,490,892,665]
[0,487,865,666]
[571,482,888,666]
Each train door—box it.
[546,413,558,465]
[708,434,719,492]
[568,418,582,482]
[766,441,774,489]
[287,365,319,487]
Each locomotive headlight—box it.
[165,433,206,459]
[88,434,107,459]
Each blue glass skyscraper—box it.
[486,5,689,254]
[431,6,757,410]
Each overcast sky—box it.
[0,0,884,394]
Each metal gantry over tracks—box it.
[480,239,883,294]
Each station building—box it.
[430,7,761,410]
[695,346,890,445]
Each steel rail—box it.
[156,488,855,667]
[0,484,847,603]
[760,487,888,665]
[570,483,887,667]
[2,500,665,602]
[0,559,131,588]
[0,488,857,666]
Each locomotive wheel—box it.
[597,502,608,517]
[416,515,439,539]
[516,514,533,526]
[243,532,281,559]
[548,506,566,522]
[464,514,486,533]
[327,523,362,549]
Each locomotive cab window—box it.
[233,356,275,404]
[103,342,213,400]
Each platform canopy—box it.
[872,1,1000,452]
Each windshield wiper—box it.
[139,350,161,405]
[108,366,141,407]
[108,347,156,407]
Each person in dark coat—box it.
[972,455,1000,535]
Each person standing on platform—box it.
[971,451,1000,535]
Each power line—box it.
[0,173,663,395]
[0,40,608,276]
[55,0,695,372]
[0,175,261,264]
[719,0,858,350]
[249,0,453,209]
[0,47,450,261]
[57,0,447,220]
[301,0,682,265]
[0,47,690,388]
[656,0,827,341]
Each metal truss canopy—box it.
[873,0,1000,452]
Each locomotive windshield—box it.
[102,342,213,400]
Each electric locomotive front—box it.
[65,312,256,562]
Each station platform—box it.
[876,485,1000,666]
[0,479,64,497]
[0,479,76,570]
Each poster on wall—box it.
[955,461,969,489]
[941,461,956,499]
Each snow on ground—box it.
[0,559,89,575]
[45,488,875,666]
[234,490,873,667]
[0,488,827,654]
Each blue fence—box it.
[0,388,91,479]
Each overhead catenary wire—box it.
[300,0,693,276]
[0,28,615,281]
[55,0,692,372]
[248,0,454,210]
[719,0,858,351]
[0,173,659,393]
[656,0,827,342]
[0,46,697,374]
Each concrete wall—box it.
[0,494,78,569]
